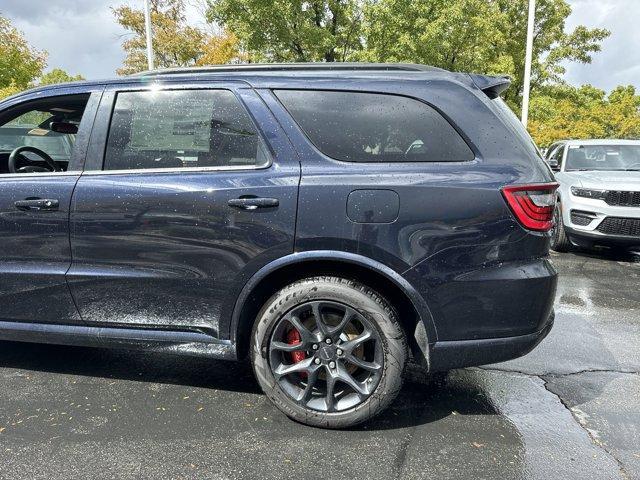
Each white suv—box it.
[546,139,640,251]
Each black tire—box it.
[550,204,571,252]
[251,276,408,429]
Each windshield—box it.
[565,144,640,171]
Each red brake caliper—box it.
[286,328,307,378]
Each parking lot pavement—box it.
[0,251,638,480]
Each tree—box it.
[206,0,608,110]
[495,0,609,109]
[0,16,85,101]
[197,30,247,65]
[360,0,510,73]
[207,0,364,62]
[39,68,85,86]
[0,84,21,101]
[362,0,608,110]
[114,0,242,74]
[528,84,640,147]
[0,14,47,91]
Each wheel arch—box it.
[228,251,435,364]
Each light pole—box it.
[521,0,535,127]
[143,0,155,70]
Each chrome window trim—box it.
[0,171,81,179]
[81,163,270,176]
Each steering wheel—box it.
[8,146,61,173]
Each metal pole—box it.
[521,0,535,127]
[143,0,155,71]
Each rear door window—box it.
[274,90,474,163]
[104,89,270,171]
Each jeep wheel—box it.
[550,205,571,252]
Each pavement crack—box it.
[477,365,633,479]
[393,433,412,480]
[477,366,639,378]
[540,378,631,480]
[545,368,640,378]
[476,366,541,377]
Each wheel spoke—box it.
[340,329,372,354]
[330,307,355,337]
[287,315,314,344]
[273,358,313,379]
[345,354,381,372]
[311,302,331,337]
[325,372,337,412]
[336,364,368,397]
[298,365,320,403]
[271,341,305,352]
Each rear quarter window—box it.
[274,90,474,163]
[491,98,543,160]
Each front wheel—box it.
[251,276,408,429]
[550,204,571,252]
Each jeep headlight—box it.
[570,187,607,200]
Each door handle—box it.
[228,197,279,210]
[14,198,59,211]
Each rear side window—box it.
[104,89,269,171]
[274,90,474,163]
[491,98,543,160]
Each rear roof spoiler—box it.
[469,74,511,99]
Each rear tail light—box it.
[501,183,559,232]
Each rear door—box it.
[67,81,299,337]
[0,87,101,325]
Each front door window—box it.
[0,94,89,174]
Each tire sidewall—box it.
[551,204,570,252]
[251,277,407,429]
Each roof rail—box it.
[134,62,445,76]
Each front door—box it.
[67,83,299,338]
[0,89,101,325]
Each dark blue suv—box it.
[0,63,557,428]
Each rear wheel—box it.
[550,204,571,252]
[251,276,407,428]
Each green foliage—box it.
[207,0,363,61]
[362,0,609,109]
[204,0,636,145]
[39,68,85,86]
[0,84,21,101]
[0,16,86,100]
[0,15,47,91]
[114,0,243,74]
[114,0,206,74]
[360,0,510,72]
[529,84,640,147]
[197,30,247,65]
[499,0,609,108]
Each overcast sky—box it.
[2,0,638,92]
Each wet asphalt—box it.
[0,250,638,480]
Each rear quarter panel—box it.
[257,76,556,342]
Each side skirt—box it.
[0,320,237,360]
